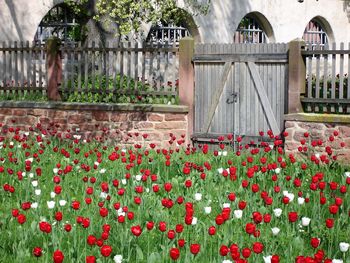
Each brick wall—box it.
[0,102,189,148]
[284,120,350,162]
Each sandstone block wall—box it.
[0,106,188,148]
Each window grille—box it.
[234,16,268,43]
[34,5,79,44]
[146,23,190,46]
[303,20,328,48]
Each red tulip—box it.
[53,250,64,263]
[169,248,180,260]
[190,244,200,255]
[252,242,264,254]
[100,245,112,257]
[131,225,142,236]
[33,247,42,257]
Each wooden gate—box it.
[192,43,289,141]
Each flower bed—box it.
[0,124,349,263]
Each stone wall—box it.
[284,120,350,162]
[0,102,189,148]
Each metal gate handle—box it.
[226,92,239,104]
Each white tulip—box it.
[34,189,41,196]
[47,201,55,209]
[25,158,34,163]
[31,180,38,187]
[263,255,272,263]
[191,217,198,225]
[59,200,67,206]
[135,175,142,181]
[271,227,280,236]
[344,172,350,178]
[99,168,106,174]
[233,210,243,219]
[121,179,127,185]
[339,242,350,252]
[217,168,224,174]
[273,208,282,217]
[113,255,123,263]
[222,260,233,263]
[100,192,108,199]
[53,168,59,174]
[194,193,202,201]
[222,203,230,208]
[274,168,281,174]
[29,173,34,178]
[301,217,311,227]
[204,207,212,214]
[332,260,343,263]
[298,197,305,205]
[50,192,56,198]
[31,202,38,209]
[222,151,227,156]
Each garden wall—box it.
[0,102,189,148]
[284,113,350,162]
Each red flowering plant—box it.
[0,124,349,262]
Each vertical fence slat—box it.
[119,42,124,94]
[14,41,19,96]
[91,41,96,93]
[26,41,31,93]
[134,42,139,92]
[77,42,82,97]
[105,41,110,97]
[127,42,132,94]
[331,42,336,113]
[70,42,76,96]
[38,41,44,96]
[84,42,89,101]
[171,41,177,94]
[307,55,312,112]
[32,41,37,93]
[112,42,118,102]
[315,44,321,112]
[339,42,344,113]
[141,42,146,92]
[62,41,68,95]
[20,41,25,96]
[149,42,155,91]
[348,42,350,113]
[322,44,329,113]
[98,41,103,101]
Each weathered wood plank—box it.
[203,61,232,133]
[331,42,336,113]
[339,42,344,113]
[247,61,280,134]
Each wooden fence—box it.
[302,43,350,114]
[0,41,179,103]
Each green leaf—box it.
[147,252,161,263]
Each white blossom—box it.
[339,242,350,252]
[50,192,56,198]
[135,175,142,181]
[344,172,350,178]
[31,202,38,209]
[273,208,282,217]
[113,255,123,263]
[100,192,108,199]
[263,255,272,263]
[34,189,41,196]
[332,260,343,263]
[194,193,202,201]
[47,201,55,209]
[274,168,281,174]
[31,180,38,187]
[53,168,59,174]
[222,260,233,263]
[121,179,127,185]
[271,227,280,236]
[301,217,311,226]
[99,168,106,174]
[191,217,198,225]
[233,210,243,219]
[59,200,67,206]
[222,203,230,208]
[298,197,305,205]
[217,168,224,174]
[204,207,212,214]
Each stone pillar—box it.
[179,37,195,142]
[46,37,62,101]
[288,39,306,113]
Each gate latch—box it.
[226,92,239,104]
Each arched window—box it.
[303,19,329,48]
[234,15,269,43]
[34,4,82,44]
[146,21,191,46]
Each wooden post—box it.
[288,39,306,113]
[179,37,195,141]
[46,37,62,101]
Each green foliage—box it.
[63,74,178,105]
[65,0,210,36]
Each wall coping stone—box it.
[285,113,350,124]
[0,101,189,113]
